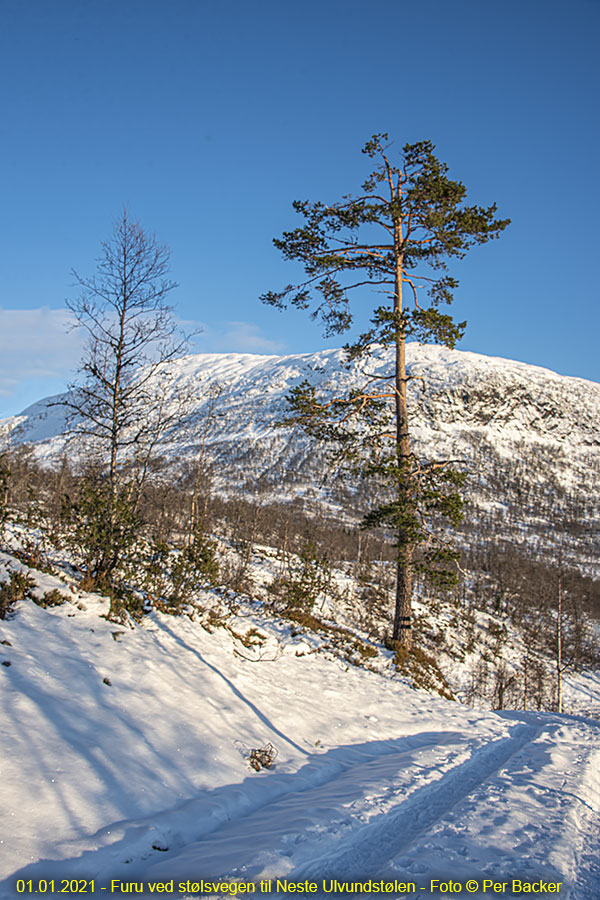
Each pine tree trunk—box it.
[392,203,413,649]
[393,548,413,645]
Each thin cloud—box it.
[195,321,284,355]
[0,310,283,416]
[0,307,84,398]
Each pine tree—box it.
[261,135,509,649]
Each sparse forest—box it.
[1,429,598,713]
[0,171,597,716]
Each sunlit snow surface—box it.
[4,343,599,455]
[1,346,599,895]
[0,554,599,899]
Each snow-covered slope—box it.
[2,344,599,569]
[1,553,599,898]
[6,343,599,456]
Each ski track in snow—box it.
[3,717,599,899]
[132,717,600,899]
[1,557,599,899]
[138,721,542,885]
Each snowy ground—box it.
[1,555,599,899]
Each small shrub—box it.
[227,625,266,649]
[0,571,36,619]
[106,587,147,623]
[61,478,139,586]
[248,743,277,771]
[33,588,68,609]
[268,540,331,614]
[142,529,219,614]
[393,644,455,700]
[79,574,102,593]
[355,641,378,660]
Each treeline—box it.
[457,432,599,569]
[0,445,393,612]
[1,443,599,714]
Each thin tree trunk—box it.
[556,571,563,713]
[188,387,219,545]
[522,650,529,711]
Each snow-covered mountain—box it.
[2,343,600,896]
[2,343,599,571]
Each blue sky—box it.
[1,0,598,417]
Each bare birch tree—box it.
[62,209,191,583]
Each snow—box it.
[1,555,599,899]
[2,343,598,574]
[0,344,599,895]
[4,343,599,460]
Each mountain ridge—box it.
[2,342,598,575]
[5,341,599,445]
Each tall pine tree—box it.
[262,135,509,649]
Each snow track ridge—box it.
[294,722,539,881]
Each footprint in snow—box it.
[406,862,428,875]
[393,856,412,868]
